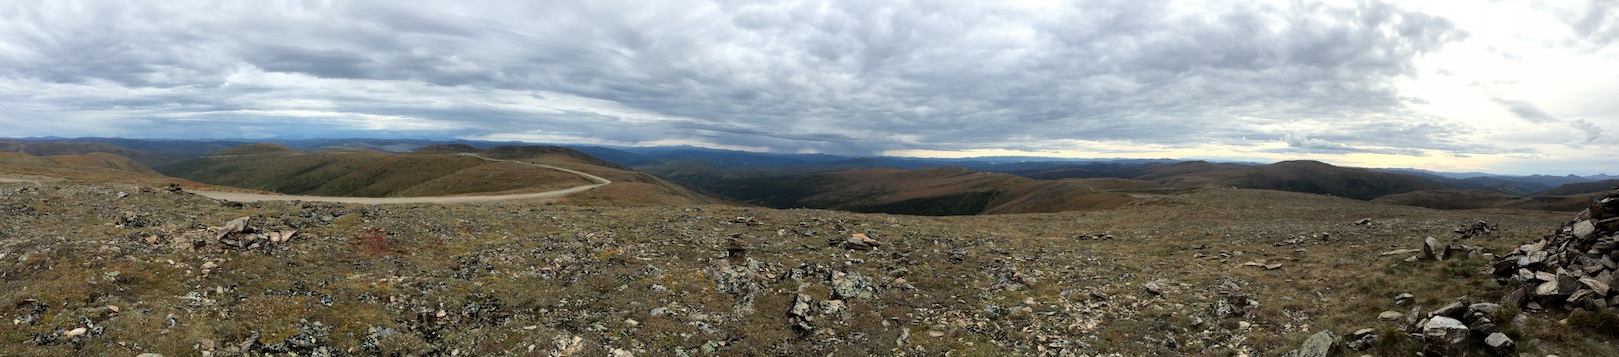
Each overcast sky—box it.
[2,1,1616,175]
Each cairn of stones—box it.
[1492,187,1619,311]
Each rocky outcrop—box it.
[1381,296,1514,356]
[1490,187,1619,312]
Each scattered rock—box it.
[1280,330,1337,357]
[1455,220,1497,239]
[214,216,250,241]
[830,270,877,300]
[844,233,881,250]
[1379,248,1420,256]
[61,327,87,337]
[1346,328,1376,351]
[787,293,815,332]
[1394,293,1414,305]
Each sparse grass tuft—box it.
[1569,311,1619,338]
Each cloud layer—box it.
[0,0,1615,174]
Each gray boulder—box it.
[1422,316,1469,357]
[1422,237,1448,260]
[1485,332,1514,355]
[1282,330,1339,357]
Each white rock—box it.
[1536,280,1562,297]
[1378,311,1404,320]
[1581,277,1610,295]
[1422,316,1469,355]
[1485,332,1514,352]
[1573,220,1596,240]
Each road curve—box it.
[189,154,612,204]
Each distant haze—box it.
[1,1,1615,175]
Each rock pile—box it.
[208,216,298,250]
[1455,220,1497,239]
[1394,297,1507,356]
[1410,236,1490,262]
[1490,187,1619,312]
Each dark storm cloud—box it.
[0,0,1474,156]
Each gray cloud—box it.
[1278,132,1423,156]
[1570,118,1607,143]
[1571,0,1619,49]
[1494,98,1562,123]
[1494,97,1610,146]
[0,0,1491,157]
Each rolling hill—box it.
[702,167,1139,215]
[0,139,191,168]
[0,151,210,188]
[1534,179,1619,197]
[1150,160,1451,200]
[161,143,729,206]
[1371,189,1593,211]
[700,160,1460,215]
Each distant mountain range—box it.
[4,137,1615,214]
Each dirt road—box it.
[0,175,55,184]
[189,155,612,204]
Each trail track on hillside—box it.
[189,154,611,204]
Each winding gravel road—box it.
[189,155,611,204]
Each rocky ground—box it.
[2,180,1614,356]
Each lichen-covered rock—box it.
[1281,330,1338,357]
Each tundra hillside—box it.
[7,177,1615,356]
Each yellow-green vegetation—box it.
[161,146,591,197]
[2,179,1615,356]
